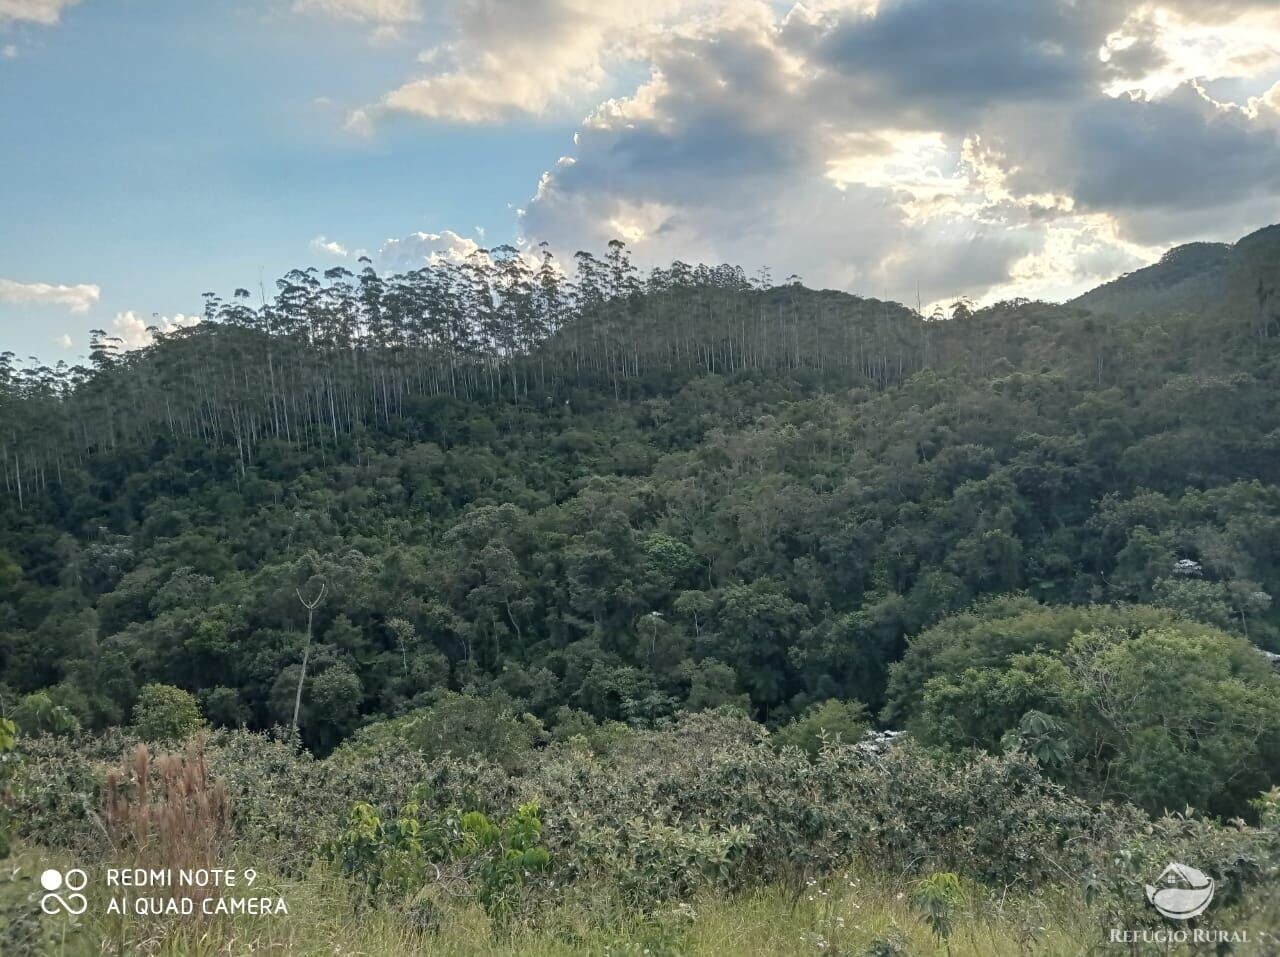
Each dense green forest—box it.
[3,229,1280,771]
[4,227,1280,953]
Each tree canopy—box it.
[1,237,1277,821]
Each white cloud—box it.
[290,0,421,25]
[350,0,720,127]
[0,0,78,25]
[310,235,350,258]
[112,310,201,350]
[56,333,72,349]
[0,277,100,313]
[378,229,484,268]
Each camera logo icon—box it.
[40,868,88,915]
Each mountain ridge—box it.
[1069,223,1280,320]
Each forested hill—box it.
[1070,223,1280,320]
[1,234,1279,760]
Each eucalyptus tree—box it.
[0,240,946,505]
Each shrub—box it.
[912,872,964,942]
[323,798,551,923]
[335,692,541,772]
[772,699,869,756]
[132,684,204,741]
[572,816,754,908]
[11,691,80,737]
[1082,802,1280,937]
[11,709,1279,928]
[0,718,15,858]
[898,601,1280,816]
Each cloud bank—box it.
[331,0,1280,307]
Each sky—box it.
[2,0,1280,362]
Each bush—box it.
[11,691,80,737]
[132,683,204,741]
[336,692,542,772]
[0,718,15,858]
[912,872,964,942]
[1083,799,1280,937]
[772,699,869,756]
[323,798,551,923]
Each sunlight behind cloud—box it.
[1102,4,1280,100]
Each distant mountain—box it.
[1071,224,1280,327]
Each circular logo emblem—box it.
[39,868,89,915]
[1145,862,1215,920]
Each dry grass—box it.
[102,740,231,912]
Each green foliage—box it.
[201,685,249,728]
[14,712,1146,893]
[323,797,551,923]
[0,238,1278,840]
[1081,803,1280,936]
[2,236,1278,951]
[1066,625,1280,815]
[11,691,80,737]
[336,692,541,772]
[0,717,15,858]
[131,683,204,741]
[772,699,869,756]
[604,818,753,908]
[911,872,963,942]
[10,710,1280,955]
[906,603,1280,816]
[323,800,430,903]
[884,599,1186,727]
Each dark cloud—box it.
[811,0,1118,126]
[999,83,1280,214]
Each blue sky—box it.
[3,0,1280,361]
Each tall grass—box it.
[9,845,1102,957]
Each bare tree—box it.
[291,579,327,738]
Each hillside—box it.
[2,237,1279,746]
[3,235,1280,953]
[1071,224,1280,329]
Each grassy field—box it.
[6,844,1109,957]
